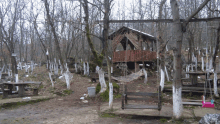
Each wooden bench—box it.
[2,89,10,99]
[2,81,42,98]
[121,85,162,111]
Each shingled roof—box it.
[108,26,156,42]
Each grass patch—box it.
[184,106,195,109]
[0,98,50,110]
[159,118,167,123]
[63,89,72,95]
[95,82,120,101]
[100,113,116,118]
[165,81,172,85]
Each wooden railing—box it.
[113,50,156,62]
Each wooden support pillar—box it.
[33,88,38,96]
[3,89,9,99]
[18,85,25,97]
[135,62,139,72]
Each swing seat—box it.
[202,101,214,108]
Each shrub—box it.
[95,81,120,101]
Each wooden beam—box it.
[95,17,220,24]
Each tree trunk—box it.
[170,0,183,119]
[44,0,65,71]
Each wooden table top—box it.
[183,72,207,75]
[3,82,42,85]
[184,71,220,75]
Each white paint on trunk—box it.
[165,66,169,81]
[87,62,89,75]
[109,82,113,108]
[209,59,213,70]
[46,49,49,55]
[8,69,10,77]
[15,74,19,91]
[172,85,183,118]
[54,64,58,75]
[143,69,148,84]
[60,65,63,74]
[75,63,77,73]
[195,57,197,71]
[160,69,165,91]
[111,66,113,74]
[214,72,219,97]
[0,71,2,79]
[191,64,194,72]
[202,57,204,71]
[31,61,33,74]
[96,66,100,73]
[64,72,70,90]
[49,72,54,88]
[98,69,107,93]
[83,62,86,75]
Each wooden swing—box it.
[121,85,162,111]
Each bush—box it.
[95,81,120,101]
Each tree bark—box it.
[170,0,183,119]
[44,0,65,71]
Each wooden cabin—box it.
[108,26,157,72]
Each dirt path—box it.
[0,68,169,124]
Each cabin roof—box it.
[108,26,156,42]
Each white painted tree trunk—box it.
[75,63,77,73]
[109,82,113,109]
[143,69,147,84]
[202,57,204,71]
[31,61,33,74]
[49,72,54,88]
[87,62,89,76]
[8,69,10,77]
[111,66,113,74]
[206,56,209,71]
[0,71,2,79]
[195,57,197,71]
[191,64,194,72]
[214,72,219,97]
[96,66,100,73]
[172,85,183,118]
[165,66,169,81]
[83,62,86,75]
[98,69,107,93]
[54,63,58,75]
[160,69,165,91]
[25,63,28,73]
[15,74,19,91]
[64,72,70,90]
[209,58,213,70]
[60,65,63,75]
[66,63,69,72]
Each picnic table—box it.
[2,81,42,98]
[184,72,207,85]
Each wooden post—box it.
[125,85,127,104]
[121,83,124,109]
[18,85,25,97]
[3,89,9,99]
[8,84,13,95]
[158,86,162,111]
[33,88,38,96]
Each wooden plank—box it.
[97,17,220,24]
[182,99,202,102]
[126,92,158,97]
[124,104,158,109]
[182,102,202,106]
[127,97,158,101]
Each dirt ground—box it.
[0,66,176,124]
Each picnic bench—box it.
[2,81,42,99]
[121,85,162,111]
